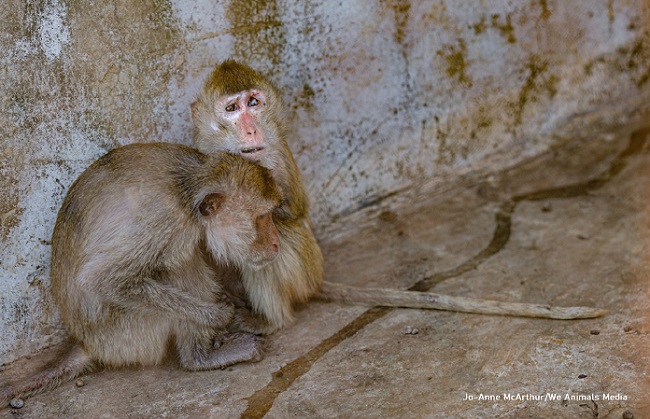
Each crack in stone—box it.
[241,127,649,418]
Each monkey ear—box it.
[199,193,225,216]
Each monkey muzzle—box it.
[240,147,265,155]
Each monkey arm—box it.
[95,276,235,327]
[316,282,607,320]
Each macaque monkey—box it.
[190,60,606,332]
[2,143,282,406]
[192,60,324,333]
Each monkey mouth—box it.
[240,147,265,155]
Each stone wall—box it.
[1,0,648,365]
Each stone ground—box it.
[1,126,650,418]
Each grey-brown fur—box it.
[2,143,281,405]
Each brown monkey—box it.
[190,60,606,331]
[1,143,282,406]
[193,60,323,333]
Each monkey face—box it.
[192,62,286,174]
[220,90,267,156]
[199,188,280,270]
[192,89,278,161]
[249,211,280,266]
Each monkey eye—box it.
[225,104,237,112]
[248,97,259,107]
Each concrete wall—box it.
[1,0,648,365]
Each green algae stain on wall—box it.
[226,0,286,74]
[63,0,185,146]
[472,16,486,35]
[296,83,316,112]
[511,56,551,127]
[539,0,552,21]
[438,38,472,87]
[435,117,453,166]
[386,0,411,49]
[582,31,650,89]
[491,13,516,44]
[0,171,23,242]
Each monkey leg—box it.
[81,311,174,366]
[213,331,265,350]
[176,326,265,371]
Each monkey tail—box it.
[316,281,607,320]
[1,343,95,407]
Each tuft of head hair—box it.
[205,59,275,97]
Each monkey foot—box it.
[213,332,266,364]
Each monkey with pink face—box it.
[190,60,606,332]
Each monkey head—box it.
[191,60,287,171]
[196,154,282,269]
